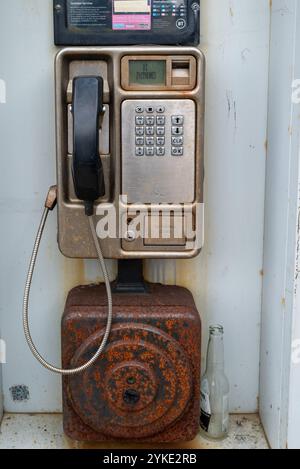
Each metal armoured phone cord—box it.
[23,186,113,375]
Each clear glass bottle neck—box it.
[206,326,225,371]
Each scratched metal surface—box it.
[0,0,270,414]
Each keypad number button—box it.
[136,127,144,136]
[146,126,154,136]
[146,147,155,156]
[136,137,144,146]
[146,116,155,125]
[156,127,165,136]
[135,116,144,125]
[136,147,144,156]
[157,137,165,146]
[156,116,165,125]
[156,147,165,156]
[146,137,154,146]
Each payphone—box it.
[23,0,205,443]
[56,46,204,259]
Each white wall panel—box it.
[260,0,300,449]
[0,0,270,413]
[174,0,270,413]
[0,346,3,422]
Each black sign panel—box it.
[53,0,200,46]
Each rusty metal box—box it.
[62,283,201,443]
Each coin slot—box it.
[171,57,196,87]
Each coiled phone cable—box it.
[23,186,113,375]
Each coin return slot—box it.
[144,215,186,247]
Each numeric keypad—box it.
[134,108,185,157]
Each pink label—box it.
[113,14,151,30]
[112,1,152,31]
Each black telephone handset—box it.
[72,76,105,215]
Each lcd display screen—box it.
[129,60,166,85]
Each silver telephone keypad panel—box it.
[122,100,196,204]
[134,106,184,158]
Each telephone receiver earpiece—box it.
[72,76,105,215]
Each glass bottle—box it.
[200,325,230,440]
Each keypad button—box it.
[135,116,144,125]
[172,116,184,125]
[146,126,154,136]
[157,106,165,113]
[172,147,183,156]
[136,106,144,113]
[156,147,165,156]
[146,106,154,113]
[146,147,155,156]
[172,126,183,136]
[157,137,165,146]
[146,137,154,146]
[172,136,183,146]
[136,127,144,136]
[136,147,144,156]
[156,116,165,125]
[136,137,144,145]
[145,116,155,125]
[156,127,165,136]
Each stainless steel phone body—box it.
[55,47,205,259]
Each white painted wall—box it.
[172,0,270,413]
[260,0,300,450]
[288,236,300,449]
[287,4,300,443]
[0,0,270,413]
[0,349,3,422]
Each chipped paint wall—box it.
[0,0,270,414]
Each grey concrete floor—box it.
[0,414,269,449]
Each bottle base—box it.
[199,426,229,442]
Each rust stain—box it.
[62,283,201,443]
[264,139,268,154]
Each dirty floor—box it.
[0,414,269,449]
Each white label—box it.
[200,380,211,432]
[200,389,211,415]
